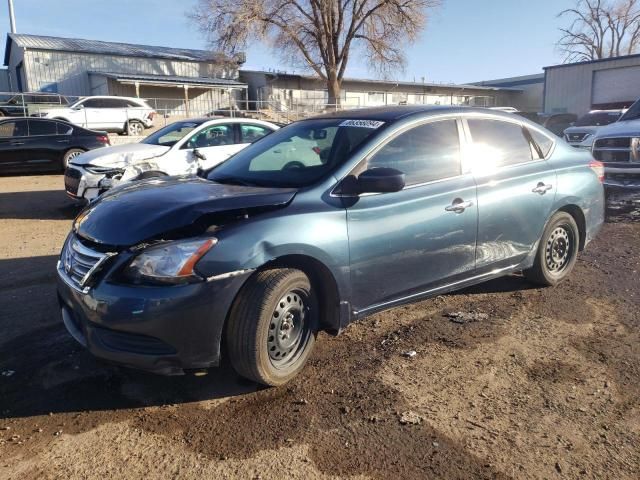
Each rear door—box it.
[465,117,556,272]
[27,119,68,169]
[0,120,30,171]
[101,98,129,131]
[345,117,478,312]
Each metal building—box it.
[3,33,247,113]
[544,54,640,116]
[470,73,545,112]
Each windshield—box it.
[207,118,383,188]
[575,111,622,126]
[620,99,640,121]
[141,121,201,147]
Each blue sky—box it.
[1,0,574,83]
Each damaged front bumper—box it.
[603,163,640,189]
[65,165,124,202]
[56,261,252,375]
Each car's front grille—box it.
[593,137,640,163]
[59,235,114,291]
[64,168,82,195]
[566,133,588,143]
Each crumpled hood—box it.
[594,118,640,138]
[74,176,297,246]
[70,143,170,167]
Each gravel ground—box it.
[0,175,639,479]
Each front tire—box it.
[525,212,579,286]
[226,268,318,386]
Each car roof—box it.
[311,105,517,122]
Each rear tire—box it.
[524,212,579,286]
[226,268,318,386]
[126,120,144,136]
[62,148,85,170]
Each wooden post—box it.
[134,82,140,98]
[183,85,190,117]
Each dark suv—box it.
[57,106,604,386]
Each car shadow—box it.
[458,273,539,295]
[0,254,260,420]
[0,189,82,220]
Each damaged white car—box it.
[63,118,280,202]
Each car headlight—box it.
[582,133,592,141]
[122,238,217,285]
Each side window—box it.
[241,124,272,143]
[368,120,462,185]
[528,128,554,158]
[81,99,102,108]
[28,120,58,136]
[57,122,73,135]
[185,124,234,148]
[0,120,28,137]
[467,119,533,167]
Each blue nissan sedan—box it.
[57,106,605,386]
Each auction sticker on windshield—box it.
[339,120,385,129]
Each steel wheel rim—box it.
[545,225,573,274]
[129,122,143,135]
[267,289,310,368]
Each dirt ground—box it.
[0,175,639,479]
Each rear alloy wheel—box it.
[126,120,144,136]
[62,148,85,170]
[226,268,318,386]
[525,211,579,286]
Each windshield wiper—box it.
[212,176,261,187]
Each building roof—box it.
[544,53,640,70]
[240,69,522,92]
[4,33,242,66]
[90,71,247,88]
[469,73,545,88]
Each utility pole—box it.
[8,0,16,33]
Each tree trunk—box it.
[327,74,342,110]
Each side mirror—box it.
[341,167,405,195]
[73,104,85,110]
[193,148,206,161]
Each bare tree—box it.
[557,0,640,62]
[190,0,439,106]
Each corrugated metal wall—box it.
[22,49,238,95]
[544,56,640,116]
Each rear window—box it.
[467,119,533,168]
[528,128,554,158]
[28,120,58,136]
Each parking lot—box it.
[0,174,639,479]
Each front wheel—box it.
[525,212,579,286]
[226,269,318,386]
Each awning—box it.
[88,71,247,89]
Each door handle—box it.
[9,141,24,146]
[445,199,474,213]
[532,182,553,195]
[57,139,70,143]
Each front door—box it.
[0,119,30,172]
[465,117,556,271]
[345,118,478,313]
[177,123,241,172]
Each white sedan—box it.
[64,118,280,202]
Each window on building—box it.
[368,92,385,104]
[467,119,533,168]
[368,120,461,185]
